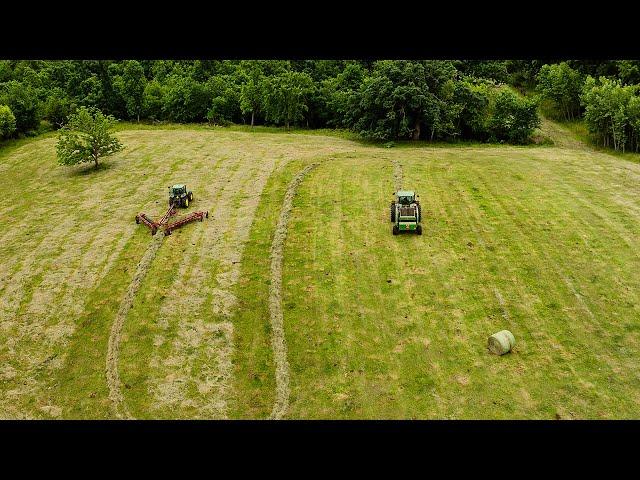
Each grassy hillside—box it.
[1,123,639,419]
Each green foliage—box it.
[487,89,541,144]
[163,75,211,123]
[142,80,165,121]
[264,70,314,128]
[348,60,460,141]
[0,61,12,83]
[456,60,510,83]
[505,60,544,89]
[0,59,573,145]
[113,60,146,121]
[581,76,640,152]
[321,63,365,128]
[453,80,492,140]
[0,104,16,138]
[239,65,266,127]
[205,75,240,125]
[56,106,123,168]
[536,63,584,120]
[616,61,640,85]
[78,75,105,110]
[43,88,77,129]
[0,80,41,133]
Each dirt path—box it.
[106,231,165,419]
[268,163,319,420]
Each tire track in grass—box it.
[269,163,319,420]
[493,288,511,322]
[391,158,403,191]
[106,231,165,419]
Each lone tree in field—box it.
[56,106,123,169]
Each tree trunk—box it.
[93,143,99,169]
[251,111,255,128]
[412,119,421,141]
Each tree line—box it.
[535,60,640,152]
[3,59,639,149]
[0,60,542,144]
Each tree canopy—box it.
[56,106,124,168]
[0,104,16,139]
[5,59,640,150]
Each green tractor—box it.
[169,184,194,208]
[390,190,422,235]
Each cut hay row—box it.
[106,231,165,419]
[268,163,319,420]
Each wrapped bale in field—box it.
[488,330,515,355]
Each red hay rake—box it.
[135,202,208,236]
[164,210,209,235]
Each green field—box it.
[1,122,639,419]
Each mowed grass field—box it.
[1,123,639,419]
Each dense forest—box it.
[1,60,640,149]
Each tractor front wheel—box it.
[392,225,399,235]
[390,202,396,222]
[416,225,423,235]
[189,192,194,202]
[184,198,189,208]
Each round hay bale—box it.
[488,330,515,355]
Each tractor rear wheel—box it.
[416,203,421,220]
[392,225,399,235]
[416,225,422,235]
[390,202,396,222]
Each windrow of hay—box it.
[106,231,165,419]
[268,163,319,420]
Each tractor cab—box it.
[396,190,416,205]
[390,190,422,235]
[171,184,186,195]
[168,184,194,208]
